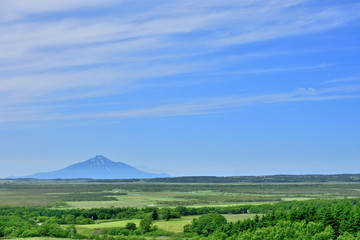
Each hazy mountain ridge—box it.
[21,155,169,179]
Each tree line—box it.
[2,198,360,239]
[183,199,360,239]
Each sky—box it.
[0,0,360,178]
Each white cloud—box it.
[322,76,360,84]
[225,64,331,75]
[214,4,360,46]
[1,85,359,125]
[1,0,359,126]
[0,0,117,22]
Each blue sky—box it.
[0,0,360,178]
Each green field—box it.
[2,179,360,208]
[5,239,70,240]
[75,214,258,234]
[66,191,282,209]
[2,179,360,239]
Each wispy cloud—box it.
[1,84,359,125]
[0,0,117,22]
[322,76,360,85]
[214,4,360,46]
[1,0,359,126]
[223,64,331,75]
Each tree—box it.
[151,209,158,220]
[337,232,356,240]
[315,225,335,240]
[140,215,154,233]
[190,213,227,236]
[64,214,76,224]
[159,208,171,221]
[125,222,136,231]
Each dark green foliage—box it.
[159,207,179,221]
[100,222,173,239]
[125,222,137,231]
[233,220,335,240]
[2,187,360,239]
[0,217,74,239]
[139,215,155,233]
[178,199,360,239]
[188,213,227,236]
[151,209,158,220]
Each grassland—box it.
[1,179,360,208]
[1,179,360,239]
[5,239,69,240]
[75,214,258,234]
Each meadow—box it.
[1,179,360,239]
[75,214,258,235]
[1,179,360,208]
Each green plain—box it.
[76,214,257,234]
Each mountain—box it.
[23,155,170,179]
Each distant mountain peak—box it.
[21,155,170,179]
[93,155,110,160]
[87,155,114,166]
